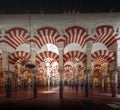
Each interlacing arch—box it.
[63,26,91,48]
[33,27,60,48]
[64,66,73,81]
[94,25,120,48]
[64,61,73,80]
[63,51,86,63]
[8,51,31,64]
[64,64,74,72]
[93,57,107,64]
[93,64,105,72]
[36,51,59,64]
[64,58,77,65]
[3,27,30,49]
[91,50,115,63]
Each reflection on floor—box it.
[0,87,120,110]
[107,102,120,109]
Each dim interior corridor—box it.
[0,86,120,110]
[1,14,120,110]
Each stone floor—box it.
[0,87,120,110]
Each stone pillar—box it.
[2,51,12,98]
[103,75,107,92]
[2,51,9,71]
[85,69,91,97]
[16,60,21,77]
[86,41,92,69]
[33,70,37,98]
[111,69,118,97]
[6,75,12,98]
[30,44,38,91]
[58,42,64,99]
[75,62,78,78]
[75,61,79,91]
[30,41,37,64]
[52,69,55,87]
[85,41,92,97]
[44,58,51,91]
[46,62,51,91]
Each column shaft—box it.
[58,42,64,99]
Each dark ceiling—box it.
[0,0,119,14]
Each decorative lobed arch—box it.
[91,49,115,88]
[36,51,59,64]
[3,27,30,49]
[63,51,86,63]
[63,51,86,81]
[36,51,60,87]
[8,51,31,65]
[93,64,105,72]
[33,27,60,49]
[94,25,119,48]
[91,50,115,63]
[0,25,119,83]
[63,26,90,48]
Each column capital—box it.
[57,42,64,49]
[86,41,93,50]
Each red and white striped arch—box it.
[33,27,60,48]
[91,50,115,63]
[64,64,74,71]
[63,51,86,63]
[94,25,120,48]
[37,65,44,73]
[64,58,77,65]
[93,64,105,72]
[64,73,72,81]
[36,51,59,64]
[93,57,107,64]
[64,26,92,48]
[8,51,31,64]
[4,27,30,49]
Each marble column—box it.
[30,48,37,65]
[111,69,118,97]
[2,51,12,98]
[46,62,51,91]
[58,42,64,99]
[85,69,91,97]
[1,51,8,90]
[33,71,37,98]
[75,61,79,91]
[2,51,9,71]
[85,41,92,97]
[103,75,107,92]
[52,69,55,87]
[27,42,37,66]
[16,60,21,77]
[29,43,37,97]
[75,62,78,78]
